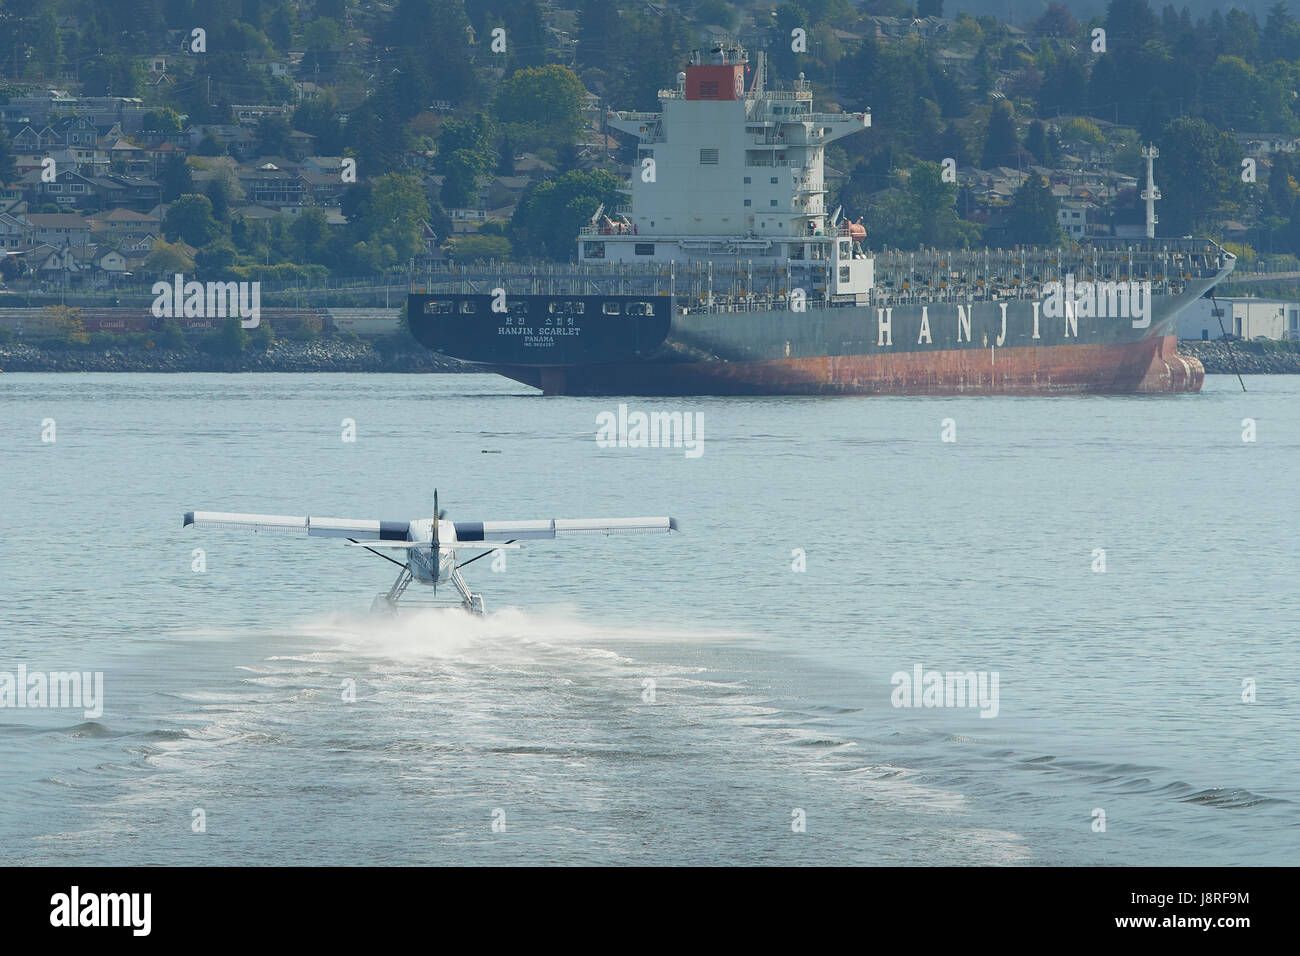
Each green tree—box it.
[1006,175,1063,245]
[195,239,239,277]
[768,3,810,85]
[907,162,979,246]
[249,320,275,351]
[1158,116,1240,235]
[1060,118,1105,147]
[203,165,246,222]
[0,127,16,185]
[142,108,183,133]
[1025,120,1053,166]
[256,115,292,156]
[446,233,513,262]
[695,0,738,30]
[164,195,223,247]
[155,320,188,350]
[494,65,587,154]
[37,306,88,345]
[981,102,1018,168]
[32,9,62,78]
[511,169,623,259]
[436,114,494,209]
[1032,2,1076,37]
[353,173,431,267]
[269,3,294,51]
[200,316,249,356]
[290,207,332,262]
[146,239,196,276]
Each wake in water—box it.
[278,604,750,664]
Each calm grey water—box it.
[1,372,1296,865]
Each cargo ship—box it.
[408,46,1233,396]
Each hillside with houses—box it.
[2,0,1300,326]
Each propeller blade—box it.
[432,489,439,595]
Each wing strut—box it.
[456,540,517,570]
[348,538,407,568]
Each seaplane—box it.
[182,492,678,615]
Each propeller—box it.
[432,489,440,594]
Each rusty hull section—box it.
[501,335,1204,396]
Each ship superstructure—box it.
[581,46,874,308]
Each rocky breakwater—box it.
[0,340,469,373]
[1177,340,1300,374]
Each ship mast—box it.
[1141,144,1161,239]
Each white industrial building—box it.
[1178,296,1299,340]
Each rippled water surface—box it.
[1,372,1296,864]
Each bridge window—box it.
[460,300,477,313]
[625,301,655,315]
[602,301,621,315]
[425,301,453,314]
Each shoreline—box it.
[0,340,470,373]
[1176,340,1300,374]
[2,338,1298,374]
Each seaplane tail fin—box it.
[453,516,677,542]
[183,511,412,541]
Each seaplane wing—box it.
[345,541,520,550]
[452,516,678,543]
[182,501,678,617]
[182,511,412,541]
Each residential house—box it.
[24,168,101,208]
[0,212,26,250]
[1058,201,1089,238]
[25,212,93,247]
[108,140,153,176]
[284,130,317,161]
[1233,132,1300,161]
[105,175,162,212]
[85,207,161,242]
[298,167,346,206]
[237,162,305,208]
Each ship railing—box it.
[405,246,1227,301]
[743,90,813,101]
